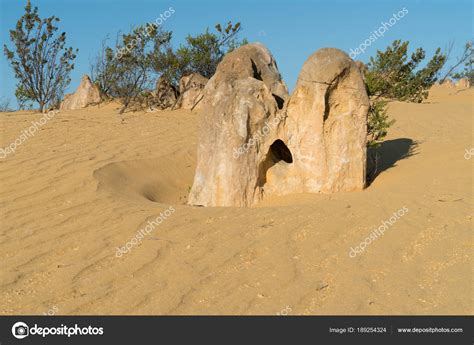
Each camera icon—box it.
[12,322,29,339]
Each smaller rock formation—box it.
[440,79,455,88]
[176,73,209,110]
[455,78,470,88]
[155,76,178,110]
[60,75,101,111]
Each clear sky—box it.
[1,0,472,108]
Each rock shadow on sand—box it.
[367,138,418,185]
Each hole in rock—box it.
[269,139,293,163]
[257,139,293,190]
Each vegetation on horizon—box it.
[90,21,247,113]
[441,40,474,84]
[91,25,171,113]
[0,97,13,112]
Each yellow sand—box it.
[0,86,472,315]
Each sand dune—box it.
[0,87,472,315]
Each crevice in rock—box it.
[272,94,285,109]
[251,59,284,110]
[323,66,350,122]
[251,59,263,81]
[299,79,332,85]
[323,86,331,122]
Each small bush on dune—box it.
[367,99,394,148]
[366,99,395,181]
[90,38,116,100]
[90,25,172,113]
[363,40,447,181]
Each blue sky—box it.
[1,0,472,108]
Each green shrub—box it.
[363,40,446,181]
[365,40,446,103]
[151,21,247,84]
[4,0,78,112]
[91,25,172,113]
[367,99,395,149]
